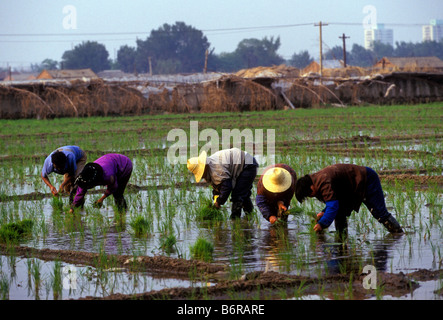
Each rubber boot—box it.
[381,214,404,234]
[242,198,254,215]
[230,201,243,219]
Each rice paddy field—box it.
[0,102,442,301]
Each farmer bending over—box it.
[70,153,133,213]
[187,147,258,219]
[295,163,403,235]
[41,145,87,203]
[256,164,297,224]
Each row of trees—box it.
[320,40,443,67]
[31,21,443,74]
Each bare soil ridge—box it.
[1,243,441,300]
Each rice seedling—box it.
[195,198,225,221]
[159,232,177,254]
[0,274,9,300]
[0,102,441,299]
[190,237,214,262]
[50,196,64,213]
[50,260,63,300]
[0,219,34,243]
[129,215,151,237]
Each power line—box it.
[0,21,428,38]
[0,23,316,38]
[0,38,135,43]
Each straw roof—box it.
[235,65,300,79]
[374,56,443,69]
[37,68,99,80]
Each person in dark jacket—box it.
[187,148,258,219]
[295,163,403,235]
[256,164,297,224]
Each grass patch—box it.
[129,215,151,237]
[159,233,177,254]
[51,196,65,212]
[190,237,214,262]
[0,219,34,243]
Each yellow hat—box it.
[262,167,292,193]
[187,151,207,183]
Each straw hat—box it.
[262,167,292,193]
[187,151,207,182]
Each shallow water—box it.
[0,255,201,300]
[1,185,441,299]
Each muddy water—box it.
[1,185,441,299]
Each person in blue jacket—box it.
[41,145,87,202]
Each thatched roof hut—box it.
[373,56,443,72]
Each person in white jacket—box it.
[187,148,258,219]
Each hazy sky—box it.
[1,0,442,70]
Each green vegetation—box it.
[0,219,34,243]
[195,198,224,221]
[0,102,441,300]
[129,215,151,237]
[190,237,214,262]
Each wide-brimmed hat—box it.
[262,167,292,193]
[187,151,207,183]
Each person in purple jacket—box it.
[70,154,133,213]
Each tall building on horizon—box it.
[422,19,443,42]
[364,24,394,50]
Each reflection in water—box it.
[0,255,198,300]
[2,187,440,299]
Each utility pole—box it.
[314,21,328,77]
[339,33,350,67]
[148,57,152,76]
[203,49,208,74]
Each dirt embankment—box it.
[0,243,225,276]
[86,269,439,300]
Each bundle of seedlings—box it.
[129,215,151,237]
[195,198,225,221]
[190,237,214,262]
[281,206,304,217]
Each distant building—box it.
[364,24,394,50]
[373,56,443,72]
[0,70,38,81]
[97,70,132,79]
[37,68,99,80]
[422,19,443,42]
